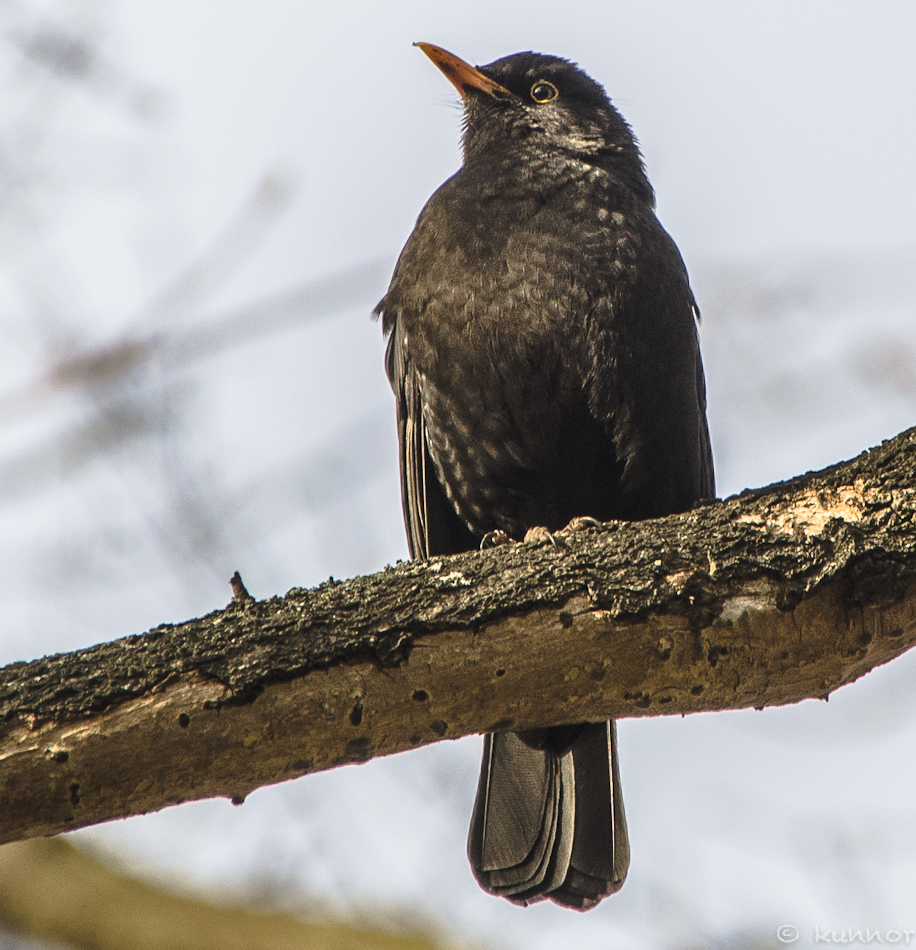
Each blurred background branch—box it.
[0,838,452,950]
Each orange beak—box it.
[414,43,512,100]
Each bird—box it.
[377,43,714,910]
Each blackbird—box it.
[377,43,714,909]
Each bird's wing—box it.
[382,306,476,559]
[696,382,715,500]
[691,297,716,500]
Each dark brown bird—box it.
[377,43,714,909]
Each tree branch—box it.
[2,427,916,845]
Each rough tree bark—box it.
[1,427,915,846]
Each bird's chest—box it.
[408,218,591,458]
[393,171,641,534]
[407,180,606,382]
[403,203,610,534]
[410,178,622,397]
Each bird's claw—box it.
[522,517,601,550]
[558,516,601,536]
[523,525,560,549]
[483,517,601,552]
[480,529,512,550]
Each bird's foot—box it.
[557,516,601,536]
[523,517,601,549]
[523,525,560,549]
[481,518,600,552]
[480,529,512,549]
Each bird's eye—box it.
[530,81,559,104]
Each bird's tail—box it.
[468,720,629,910]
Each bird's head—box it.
[415,43,653,204]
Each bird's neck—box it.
[463,144,654,207]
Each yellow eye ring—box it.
[530,80,559,103]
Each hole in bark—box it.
[178,713,190,728]
[495,668,506,677]
[345,736,372,758]
[430,720,448,736]
[231,795,246,806]
[349,698,363,726]
[50,750,69,763]
[691,685,705,695]
[69,783,81,806]
[412,689,429,702]
[558,612,573,628]
[624,692,651,708]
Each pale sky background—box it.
[1,2,916,948]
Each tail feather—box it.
[470,732,554,873]
[550,721,629,909]
[487,746,574,900]
[468,721,628,909]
